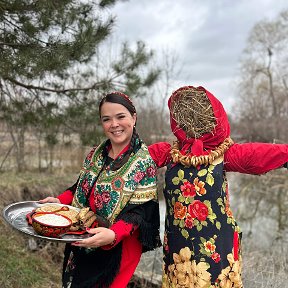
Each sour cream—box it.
[35,214,70,226]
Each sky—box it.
[110,0,288,112]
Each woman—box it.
[40,92,161,288]
[148,86,288,288]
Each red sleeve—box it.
[148,142,171,168]
[224,142,288,174]
[57,190,74,205]
[101,220,137,250]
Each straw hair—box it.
[170,87,216,138]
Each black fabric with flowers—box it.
[162,160,243,287]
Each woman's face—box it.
[100,102,136,148]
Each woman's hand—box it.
[72,227,116,248]
[38,197,60,204]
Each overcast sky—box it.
[111,0,288,112]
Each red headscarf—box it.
[168,86,231,156]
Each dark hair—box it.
[99,92,141,170]
[99,92,136,117]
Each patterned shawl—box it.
[72,140,158,224]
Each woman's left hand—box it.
[38,197,60,204]
[71,227,115,248]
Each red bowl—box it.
[31,212,72,238]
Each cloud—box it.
[112,0,288,111]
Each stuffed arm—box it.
[224,142,288,174]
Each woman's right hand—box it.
[38,197,60,204]
[71,227,116,248]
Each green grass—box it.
[0,223,62,288]
[0,171,73,288]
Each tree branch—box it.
[0,41,40,48]
[3,76,109,93]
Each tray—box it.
[2,201,107,243]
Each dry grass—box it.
[0,221,63,288]
[0,171,78,208]
[170,87,216,138]
[0,133,90,174]
[0,171,71,288]
[242,239,288,287]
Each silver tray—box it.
[2,201,96,243]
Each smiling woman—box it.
[99,96,137,158]
[38,92,161,288]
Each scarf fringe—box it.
[118,202,162,252]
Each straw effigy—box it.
[170,87,216,138]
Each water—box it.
[133,200,166,285]
[159,200,166,240]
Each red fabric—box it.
[101,221,141,287]
[166,85,288,172]
[224,142,288,174]
[109,230,142,288]
[148,140,288,173]
[101,220,137,249]
[58,189,141,288]
[233,232,239,261]
[57,189,74,204]
[89,185,97,212]
[148,142,171,168]
[168,86,230,156]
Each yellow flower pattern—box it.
[162,247,211,288]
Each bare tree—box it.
[136,49,182,144]
[234,10,288,142]
[231,10,288,247]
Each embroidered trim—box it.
[170,137,234,167]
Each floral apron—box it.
[162,159,243,288]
